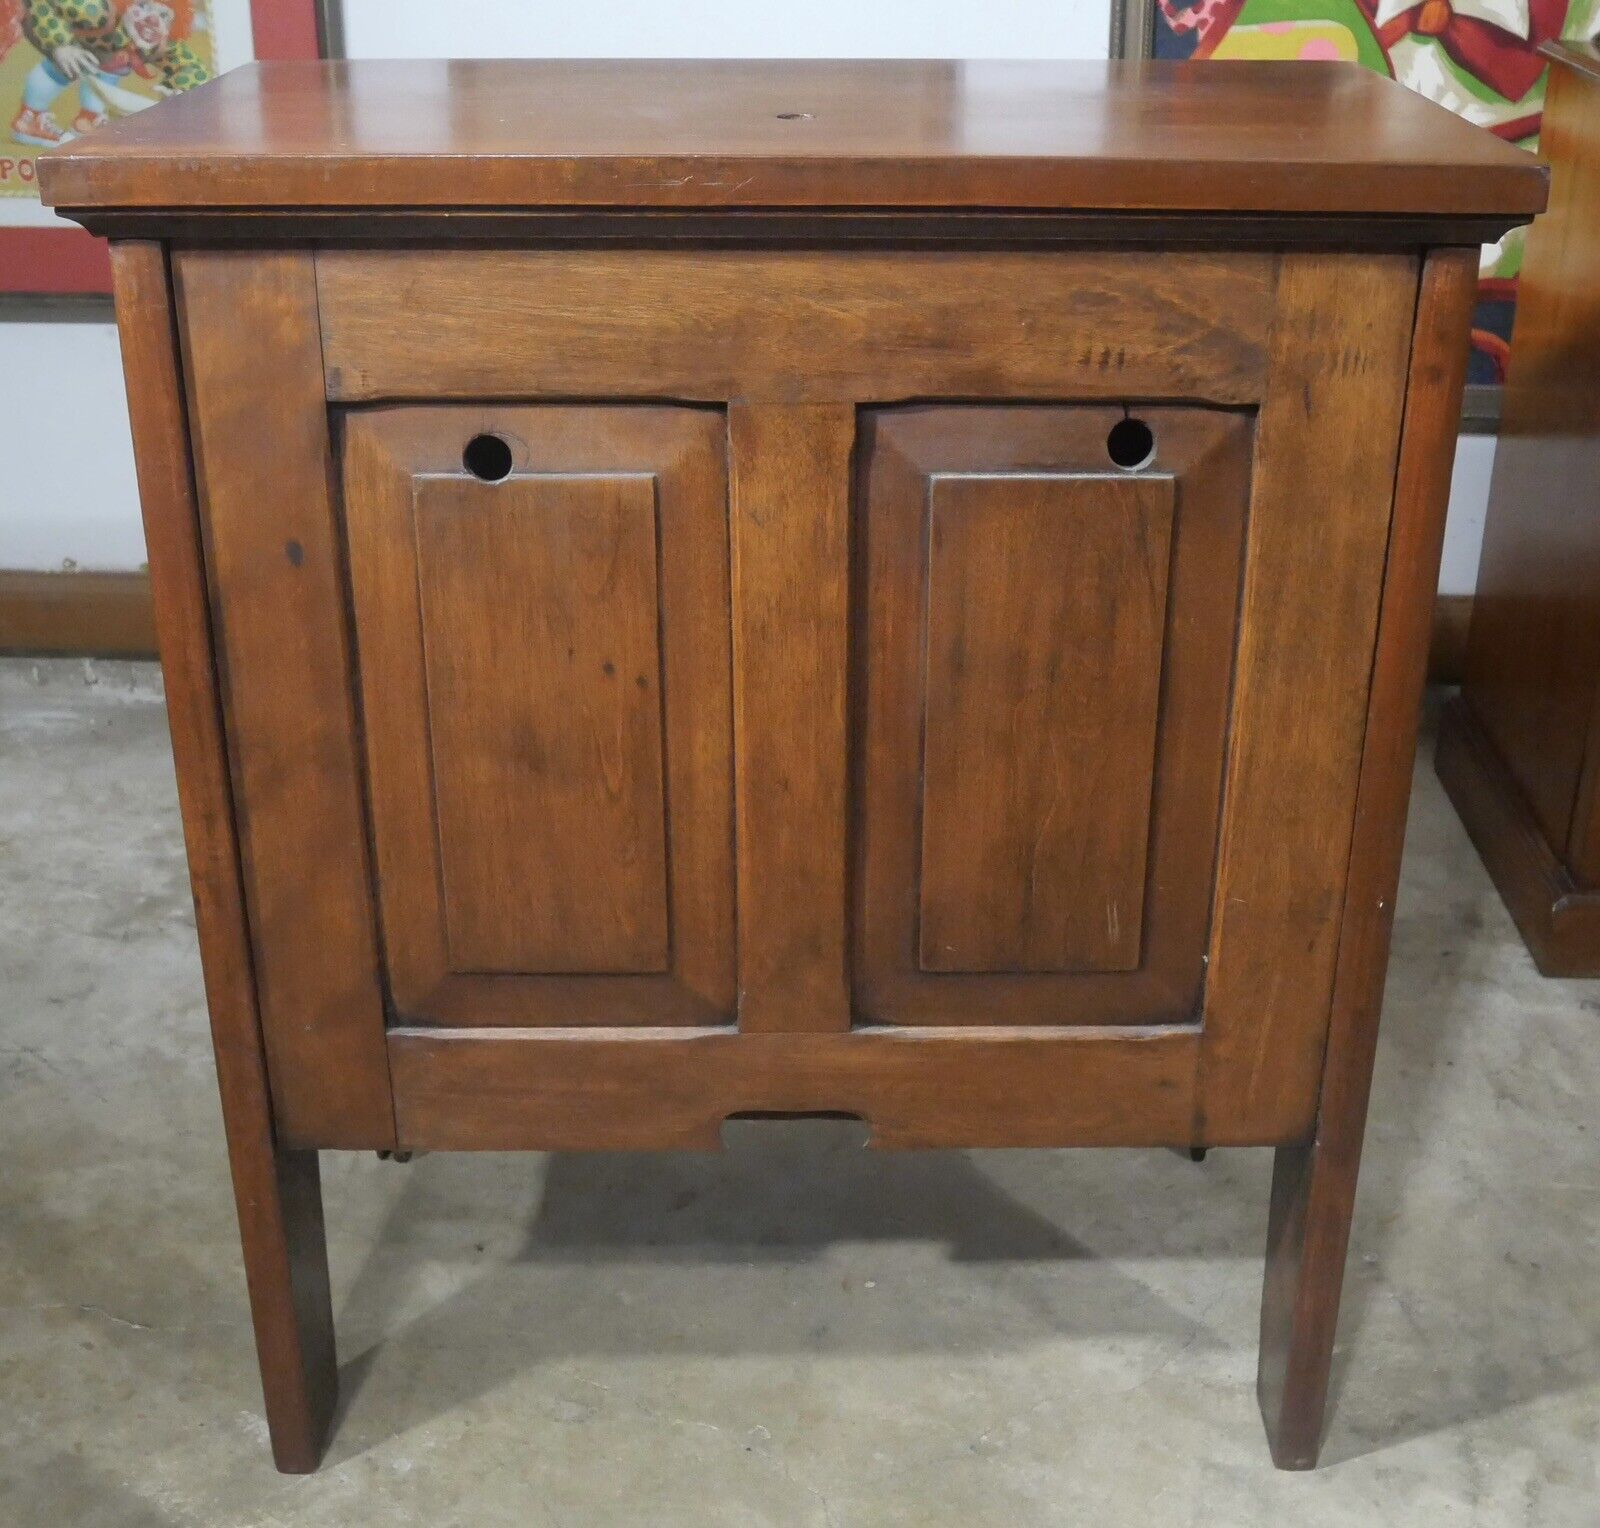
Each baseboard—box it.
[0,570,157,658]
[1435,694,1600,976]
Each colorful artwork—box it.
[1153,0,1600,385]
[0,0,214,197]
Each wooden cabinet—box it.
[41,58,1542,1473]
[1438,41,1600,974]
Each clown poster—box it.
[0,0,216,198]
[1,0,214,163]
[1150,0,1600,389]
[0,0,269,290]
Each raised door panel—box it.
[856,405,1251,1026]
[342,406,734,1027]
[919,471,1173,974]
[412,473,670,975]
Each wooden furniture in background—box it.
[41,58,1542,1472]
[1438,40,1600,975]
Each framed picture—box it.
[1111,0,1600,428]
[0,0,328,295]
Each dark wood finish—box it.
[1195,254,1418,1146]
[855,406,1249,1027]
[54,206,1539,251]
[53,62,1530,1473]
[1443,47,1600,971]
[1429,593,1473,686]
[1436,696,1600,971]
[316,249,1275,406]
[1460,53,1600,869]
[729,404,855,1033]
[388,1025,1203,1152]
[1259,247,1480,1469]
[40,60,1544,223]
[108,243,335,1473]
[341,406,735,1027]
[0,571,155,657]
[414,474,670,973]
[918,468,1172,975]
[174,250,394,1148]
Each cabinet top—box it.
[40,59,1545,229]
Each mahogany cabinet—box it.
[40,59,1543,1472]
[1438,41,1600,974]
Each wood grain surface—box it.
[41,59,1545,222]
[342,405,736,1027]
[854,405,1250,1028]
[729,404,856,1033]
[1194,253,1419,1145]
[918,471,1174,975]
[111,241,339,1472]
[1259,247,1479,1469]
[175,249,394,1149]
[316,249,1276,407]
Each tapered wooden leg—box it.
[1258,1140,1353,1468]
[1255,248,1480,1468]
[109,240,340,1471]
[225,1142,338,1472]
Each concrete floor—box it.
[0,656,1596,1527]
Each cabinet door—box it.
[856,405,1251,1026]
[342,406,735,1026]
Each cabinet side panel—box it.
[1259,244,1481,1470]
[919,473,1173,974]
[1197,252,1418,1144]
[111,240,344,1465]
[174,248,394,1148]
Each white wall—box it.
[0,0,1493,594]
[0,312,144,570]
[1441,433,1497,596]
[339,1,1111,59]
[0,0,253,572]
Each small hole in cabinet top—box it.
[462,433,514,483]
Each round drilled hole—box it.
[462,432,513,482]
[1106,417,1156,472]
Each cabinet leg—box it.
[1256,247,1481,1470]
[1257,1138,1358,1469]
[109,241,343,1472]
[225,1140,338,1473]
